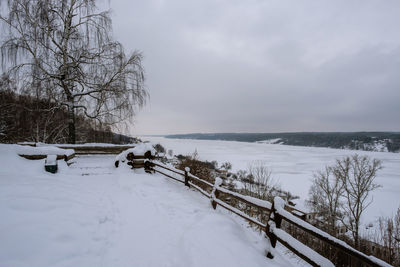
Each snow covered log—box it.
[52,143,136,155]
[17,145,75,161]
[21,143,137,154]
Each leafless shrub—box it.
[239,160,279,201]
[374,207,400,265]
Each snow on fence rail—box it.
[271,197,391,267]
[146,160,391,267]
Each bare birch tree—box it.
[0,0,147,143]
[333,154,382,248]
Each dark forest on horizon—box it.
[167,132,400,152]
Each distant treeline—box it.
[0,90,138,144]
[166,132,400,152]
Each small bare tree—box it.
[0,0,147,143]
[245,160,277,201]
[333,154,382,248]
[375,206,400,265]
[307,166,345,235]
[221,162,232,171]
[395,208,400,266]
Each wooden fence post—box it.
[266,198,282,259]
[184,167,190,187]
[211,178,222,209]
[144,160,153,173]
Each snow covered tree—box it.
[0,0,147,143]
[334,154,382,249]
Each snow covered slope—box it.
[0,144,293,267]
[142,136,400,223]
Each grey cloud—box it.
[109,0,400,134]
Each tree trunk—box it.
[67,99,76,144]
[354,225,359,249]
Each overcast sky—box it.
[109,0,400,135]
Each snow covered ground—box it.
[143,137,400,224]
[0,144,294,267]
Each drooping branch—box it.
[0,0,148,143]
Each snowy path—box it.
[0,147,293,267]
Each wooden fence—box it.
[146,160,390,267]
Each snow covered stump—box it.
[44,155,58,174]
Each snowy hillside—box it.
[143,137,400,225]
[0,144,294,267]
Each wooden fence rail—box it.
[146,160,391,267]
[271,199,388,267]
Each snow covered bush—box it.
[176,151,215,183]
